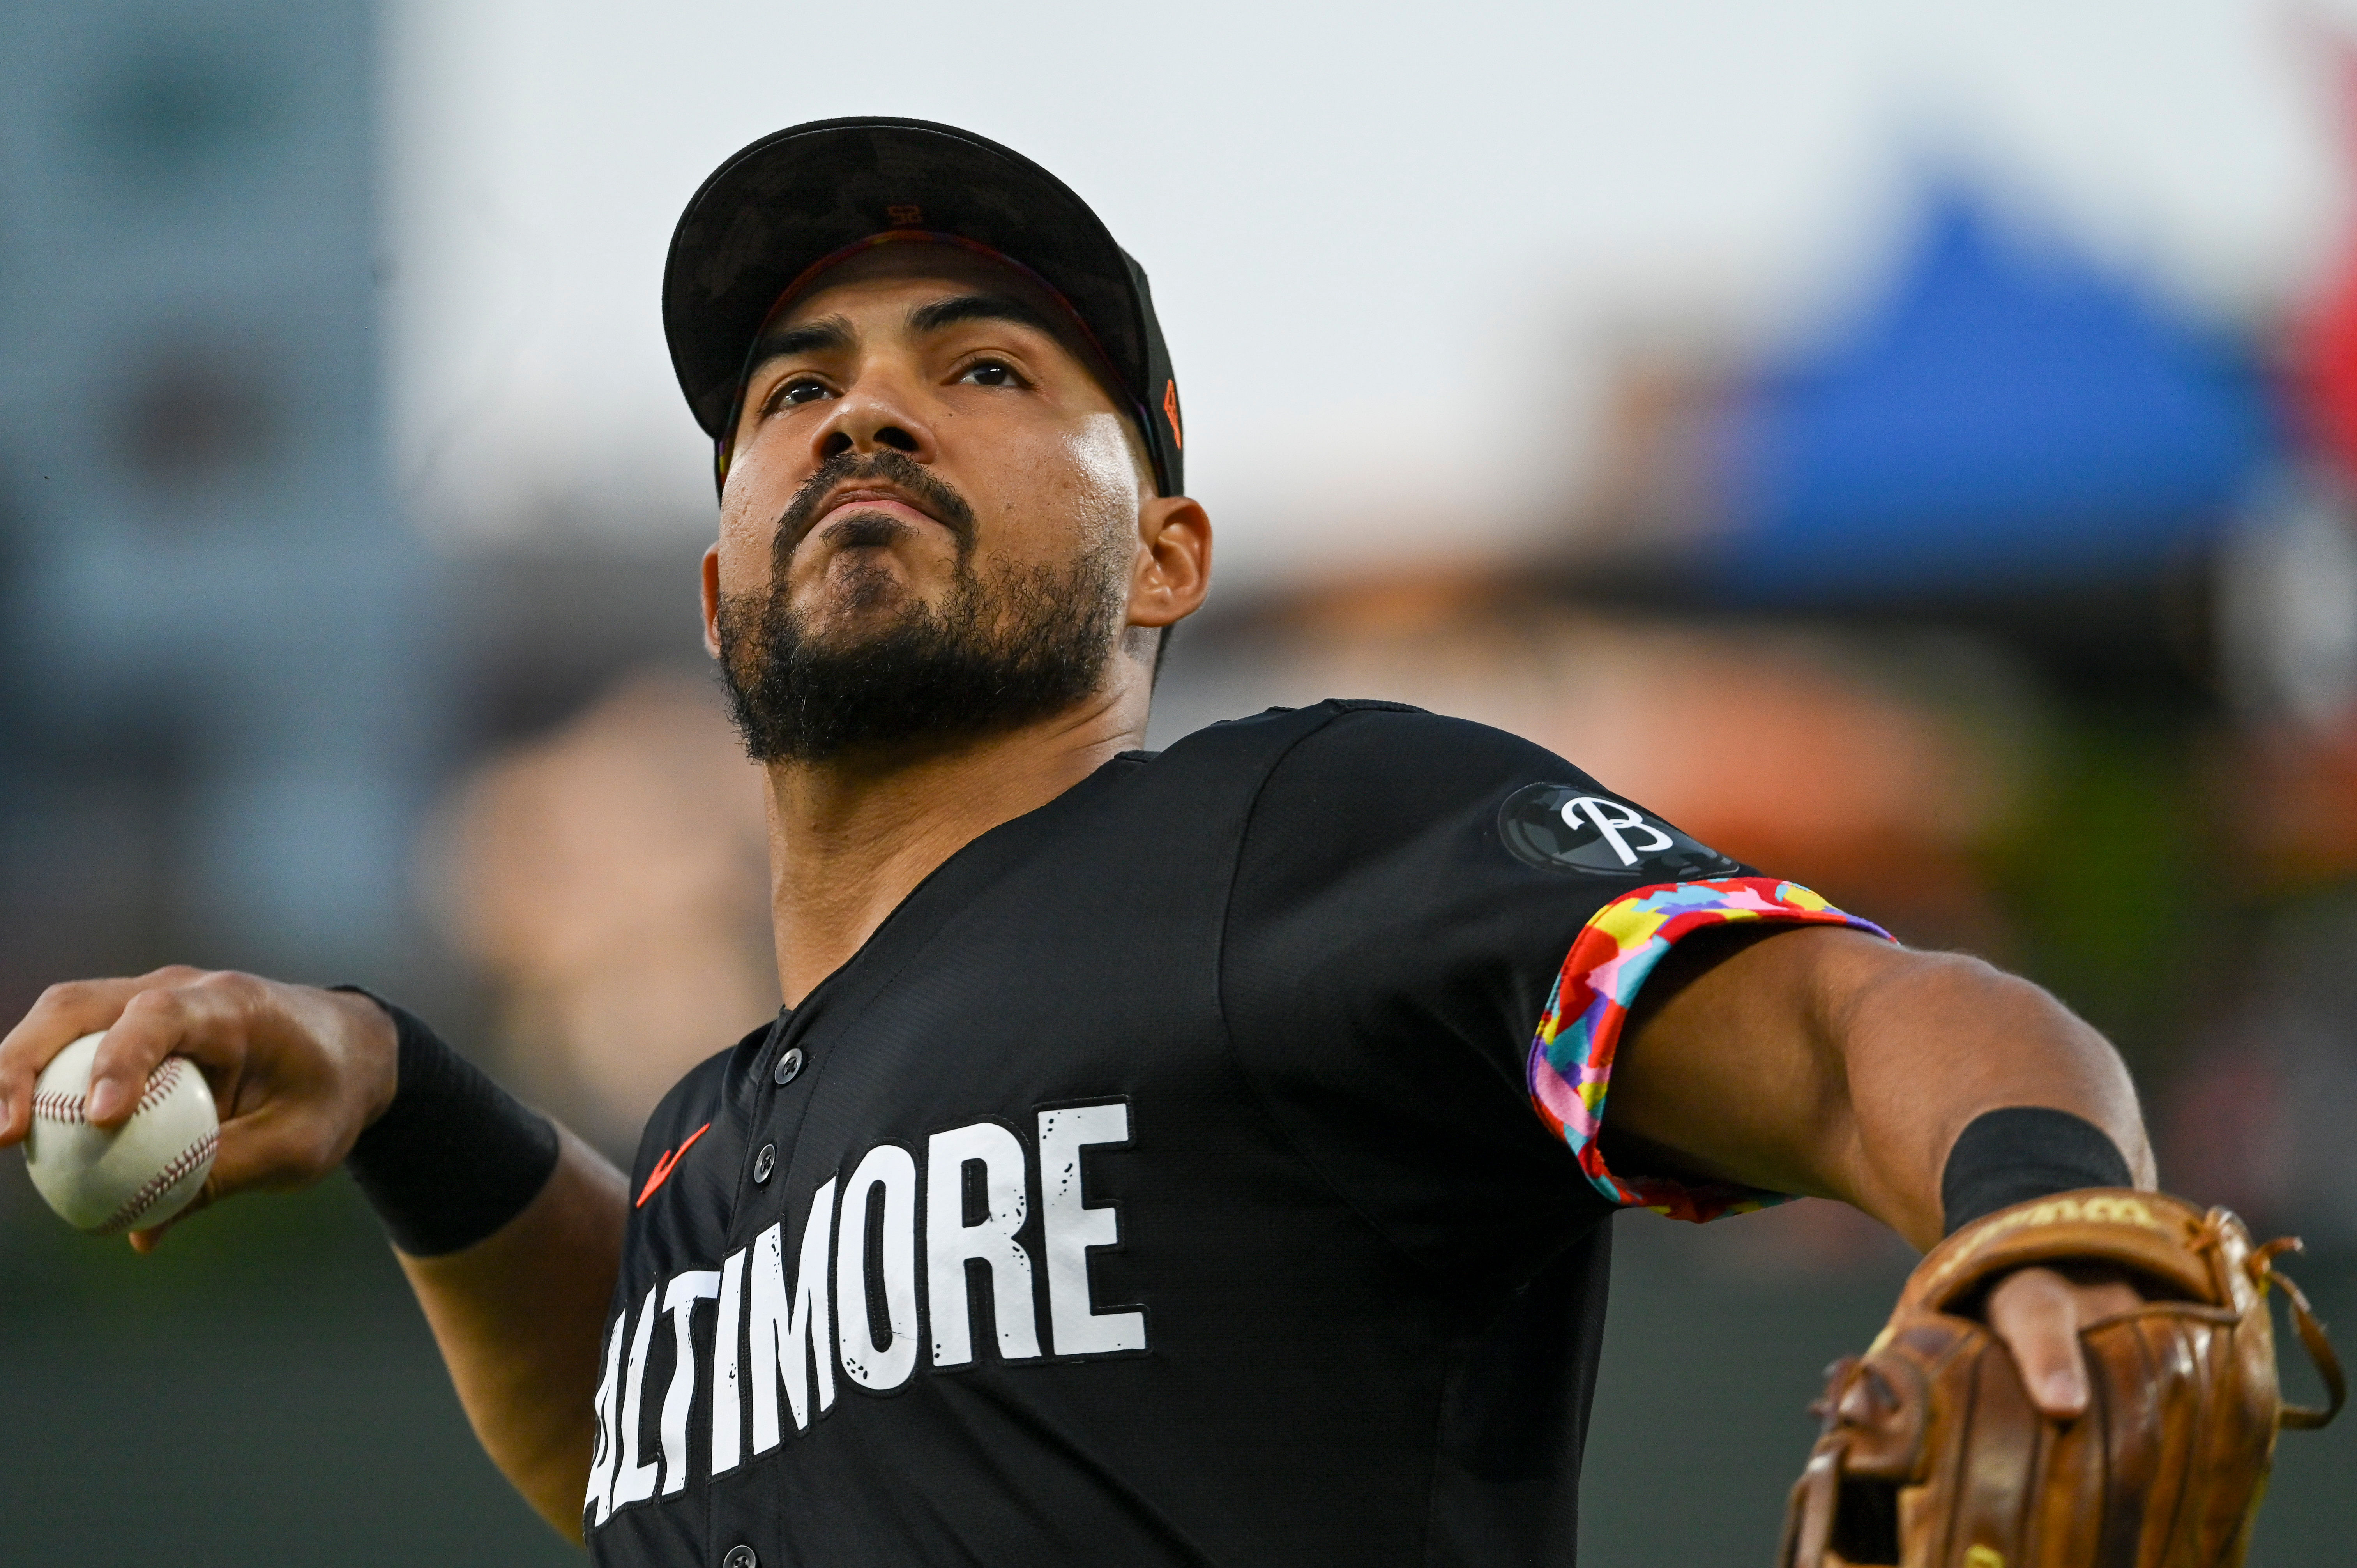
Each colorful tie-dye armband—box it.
[1527,877,1893,1223]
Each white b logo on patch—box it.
[1498,782,1738,879]
[1557,796,1673,868]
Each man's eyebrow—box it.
[906,293,1064,340]
[747,315,855,371]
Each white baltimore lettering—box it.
[656,1096,1142,1490]
[926,1120,1041,1366]
[610,1283,662,1509]
[583,1311,625,1530]
[710,1247,746,1477]
[749,1177,837,1450]
[659,1270,719,1496]
[1037,1103,1147,1356]
[836,1144,921,1391]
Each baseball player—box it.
[0,120,2333,1567]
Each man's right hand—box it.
[3,967,623,1537]
[0,968,399,1248]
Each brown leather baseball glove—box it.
[1777,1190,2344,1568]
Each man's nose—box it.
[812,375,931,464]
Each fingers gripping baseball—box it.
[2,969,399,1245]
[1,970,194,1142]
[88,972,234,1127]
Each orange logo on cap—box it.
[1163,380,1183,449]
[885,204,923,227]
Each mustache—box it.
[774,450,977,562]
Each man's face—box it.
[709,242,1154,763]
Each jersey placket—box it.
[736,1008,817,1231]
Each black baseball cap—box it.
[663,117,1184,497]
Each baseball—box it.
[23,1032,219,1234]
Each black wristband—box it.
[1939,1106,2134,1236]
[333,986,560,1257]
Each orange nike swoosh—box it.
[635,1122,712,1208]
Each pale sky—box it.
[383,0,2357,584]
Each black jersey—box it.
[583,701,1881,1568]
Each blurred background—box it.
[4,0,2355,1561]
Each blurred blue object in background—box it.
[1716,184,2276,599]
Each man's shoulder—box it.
[1160,699,1597,803]
[1165,698,1564,763]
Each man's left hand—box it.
[1986,1263,2144,1419]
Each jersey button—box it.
[722,1548,757,1568]
[753,1144,776,1184]
[774,1047,804,1086]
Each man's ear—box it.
[701,544,724,658]
[1126,496,1211,630]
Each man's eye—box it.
[776,378,831,408]
[958,360,1019,388]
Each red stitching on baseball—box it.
[30,1059,192,1127]
[97,1128,218,1235]
[137,1058,187,1118]
[32,1090,87,1125]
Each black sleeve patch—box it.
[1497,783,1739,881]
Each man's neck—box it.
[763,688,1147,1005]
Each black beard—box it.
[716,510,1127,766]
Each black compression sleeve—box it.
[333,987,560,1257]
[1939,1106,2134,1236]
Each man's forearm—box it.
[397,1125,627,1542]
[1826,946,2152,1248]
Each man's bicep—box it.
[1601,920,1904,1201]
[1522,880,1891,1222]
